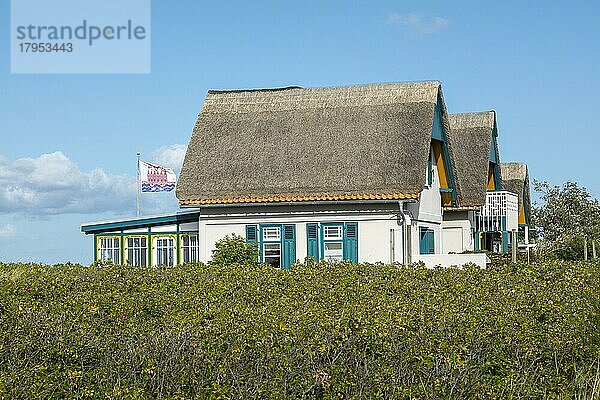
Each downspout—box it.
[398,201,411,265]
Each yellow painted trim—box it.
[487,164,496,190]
[179,192,420,206]
[150,234,177,267]
[432,141,449,189]
[518,200,526,225]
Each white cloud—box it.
[0,223,16,238]
[387,13,450,37]
[151,144,187,174]
[0,151,141,215]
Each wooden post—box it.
[593,240,597,259]
[511,231,517,263]
[584,237,588,261]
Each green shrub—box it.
[210,234,259,265]
[538,236,586,261]
[0,260,599,398]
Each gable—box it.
[446,111,497,207]
[430,96,459,207]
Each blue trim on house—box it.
[432,102,444,141]
[489,124,500,164]
[81,210,199,234]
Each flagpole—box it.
[136,152,141,217]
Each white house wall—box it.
[179,221,199,231]
[150,224,177,233]
[406,148,444,257]
[197,203,408,264]
[441,210,474,253]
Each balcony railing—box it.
[475,191,519,232]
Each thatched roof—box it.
[446,111,497,207]
[177,82,452,205]
[500,163,531,222]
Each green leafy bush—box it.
[0,260,599,398]
[210,233,259,265]
[543,236,587,261]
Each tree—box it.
[211,234,259,265]
[532,181,600,259]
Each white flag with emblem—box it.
[139,160,176,192]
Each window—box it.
[323,242,343,261]
[263,243,282,267]
[154,236,174,266]
[322,223,344,262]
[263,227,281,241]
[419,227,435,255]
[99,237,120,264]
[181,234,199,263]
[308,222,358,263]
[262,226,283,268]
[323,226,342,240]
[126,236,147,266]
[245,224,296,269]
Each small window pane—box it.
[324,226,343,240]
[324,242,343,261]
[99,237,120,264]
[263,227,281,241]
[126,236,147,267]
[263,243,281,268]
[155,236,174,267]
[182,234,199,263]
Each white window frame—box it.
[322,224,344,261]
[181,234,199,263]
[263,227,281,241]
[126,236,147,267]
[98,236,120,264]
[323,226,343,240]
[154,236,175,267]
[263,242,282,268]
[323,241,343,261]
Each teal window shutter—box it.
[245,225,258,243]
[282,224,296,269]
[419,228,435,254]
[343,222,358,263]
[428,229,435,254]
[306,223,319,261]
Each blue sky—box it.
[1,0,599,263]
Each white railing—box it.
[476,191,519,232]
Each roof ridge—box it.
[206,80,441,95]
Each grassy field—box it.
[0,260,599,399]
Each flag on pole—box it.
[139,160,177,192]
